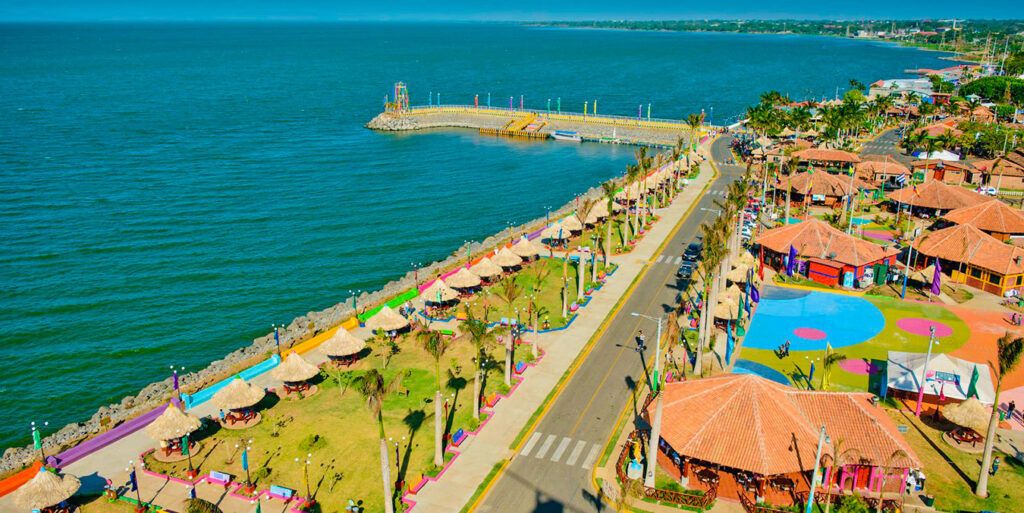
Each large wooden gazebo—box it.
[646,374,920,508]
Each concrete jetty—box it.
[367,105,711,147]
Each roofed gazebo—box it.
[492,247,524,270]
[470,257,503,283]
[12,469,80,513]
[647,374,920,507]
[271,351,321,398]
[144,403,203,462]
[212,378,266,429]
[365,305,411,336]
[319,327,366,366]
[511,236,542,261]
[421,278,460,319]
[446,267,482,293]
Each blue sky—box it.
[0,1,1020,22]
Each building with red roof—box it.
[915,223,1024,296]
[943,199,1024,241]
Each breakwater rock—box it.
[0,179,608,475]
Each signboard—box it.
[842,271,854,288]
[811,194,826,202]
[933,371,960,384]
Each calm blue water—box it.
[0,22,952,449]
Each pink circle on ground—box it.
[793,327,827,340]
[897,318,953,337]
[839,359,881,375]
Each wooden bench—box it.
[951,427,983,446]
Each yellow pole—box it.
[584,101,588,116]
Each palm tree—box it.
[875,449,908,513]
[976,332,1024,497]
[820,349,848,390]
[416,329,450,467]
[530,258,551,294]
[600,180,619,263]
[624,164,641,241]
[821,438,859,513]
[494,277,523,386]
[685,113,703,168]
[459,307,497,420]
[965,97,982,121]
[575,198,598,297]
[357,368,403,513]
[696,221,725,375]
[921,137,945,182]
[785,155,801,224]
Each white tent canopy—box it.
[886,351,995,404]
[912,150,960,162]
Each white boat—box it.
[551,130,582,142]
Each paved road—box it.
[475,137,743,513]
[859,128,913,166]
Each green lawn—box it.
[553,212,658,255]
[886,407,1024,513]
[143,334,517,513]
[465,256,610,330]
[741,295,970,393]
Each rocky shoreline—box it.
[0,173,609,475]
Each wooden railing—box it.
[739,491,799,513]
[795,490,902,512]
[614,428,716,511]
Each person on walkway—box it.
[784,340,790,356]
[1008,400,1017,422]
[637,330,646,351]
[990,457,1000,475]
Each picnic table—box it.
[225,410,256,424]
[771,476,795,491]
[696,469,720,485]
[950,427,983,446]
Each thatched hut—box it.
[365,305,410,334]
[714,297,740,320]
[319,327,366,365]
[422,279,459,304]
[942,397,990,432]
[145,404,202,457]
[492,247,524,269]
[470,257,503,281]
[212,378,265,427]
[447,267,482,291]
[271,351,320,395]
[13,469,80,512]
[726,264,751,284]
[511,236,542,260]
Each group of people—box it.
[775,340,791,358]
[1010,312,1023,326]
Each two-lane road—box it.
[475,136,744,513]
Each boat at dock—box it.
[551,130,582,142]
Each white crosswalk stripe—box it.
[534,434,556,459]
[550,437,571,462]
[674,256,683,265]
[655,255,665,263]
[521,432,542,456]
[517,433,603,468]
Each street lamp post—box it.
[31,421,48,462]
[271,324,284,359]
[805,426,829,513]
[915,326,939,417]
[170,366,184,401]
[631,312,664,390]
[127,461,144,513]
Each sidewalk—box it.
[408,158,716,512]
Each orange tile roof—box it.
[754,217,899,267]
[856,159,909,176]
[972,158,1024,177]
[885,179,990,211]
[651,374,919,476]
[793,148,862,164]
[943,200,1024,235]
[785,171,854,197]
[916,223,1024,276]
[915,122,963,138]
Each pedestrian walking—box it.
[990,457,1000,475]
[637,330,646,351]
[1008,400,1017,422]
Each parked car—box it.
[683,242,702,261]
[677,261,694,279]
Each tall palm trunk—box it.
[504,339,512,386]
[434,388,443,466]
[378,420,395,513]
[975,381,1003,496]
[577,253,585,299]
[605,217,613,263]
[473,367,481,420]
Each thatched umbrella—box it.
[145,403,202,442]
[560,216,583,232]
[721,284,744,301]
[320,327,366,357]
[271,352,319,383]
[542,224,571,240]
[511,236,542,259]
[909,264,937,285]
[727,264,751,284]
[942,397,991,432]
[736,251,756,267]
[447,267,482,289]
[13,469,80,511]
[212,378,265,411]
[471,257,503,279]
[421,279,459,303]
[714,297,740,320]
[585,206,607,225]
[365,305,410,332]
[491,247,523,268]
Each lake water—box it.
[0,22,952,448]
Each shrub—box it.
[186,499,223,513]
[835,494,870,513]
[466,417,481,431]
[497,383,511,395]
[299,434,326,451]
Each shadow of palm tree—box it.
[445,370,466,438]
[399,409,426,485]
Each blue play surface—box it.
[733,359,792,385]
[744,286,885,352]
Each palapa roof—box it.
[714,296,740,320]
[754,218,899,268]
[319,327,366,357]
[586,202,610,224]
[421,279,460,303]
[542,223,573,240]
[212,378,265,411]
[736,251,756,266]
[856,159,909,177]
[446,267,482,289]
[271,351,320,383]
[792,148,861,164]
[13,469,81,510]
[470,256,503,278]
[510,236,542,258]
[144,403,202,441]
[365,305,410,332]
[786,171,853,197]
[726,265,750,283]
[651,373,919,476]
[491,247,524,268]
[561,215,584,232]
[944,200,1024,235]
[915,223,1024,276]
[885,179,989,211]
[941,398,991,432]
[907,264,937,285]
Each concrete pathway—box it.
[408,158,715,512]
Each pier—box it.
[367,85,718,147]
